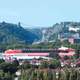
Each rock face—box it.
[32,22,80,43]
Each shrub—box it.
[49,59,61,69]
[40,61,49,68]
[0,70,14,80]
[0,59,5,64]
[63,56,70,60]
[0,62,18,74]
[19,63,32,70]
[12,59,19,67]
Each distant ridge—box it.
[0,21,39,45]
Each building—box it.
[58,46,75,58]
[68,38,80,44]
[68,38,74,44]
[3,49,50,60]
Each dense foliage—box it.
[0,59,19,80]
[19,68,80,80]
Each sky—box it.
[0,0,80,28]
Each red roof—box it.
[4,49,49,56]
[5,49,22,54]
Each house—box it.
[68,38,80,44]
[58,46,75,58]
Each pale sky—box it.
[0,0,80,28]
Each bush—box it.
[0,59,5,64]
[49,59,61,69]
[40,61,49,68]
[12,59,19,67]
[0,62,18,74]
[63,56,70,60]
[0,70,14,80]
[19,68,80,80]
[19,63,32,70]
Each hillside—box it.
[0,21,80,49]
[33,22,80,43]
[28,28,42,41]
[0,22,39,46]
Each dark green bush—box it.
[40,61,49,68]
[0,70,14,80]
[49,59,61,69]
[12,59,19,67]
[0,62,18,74]
[19,63,32,70]
[0,59,5,64]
